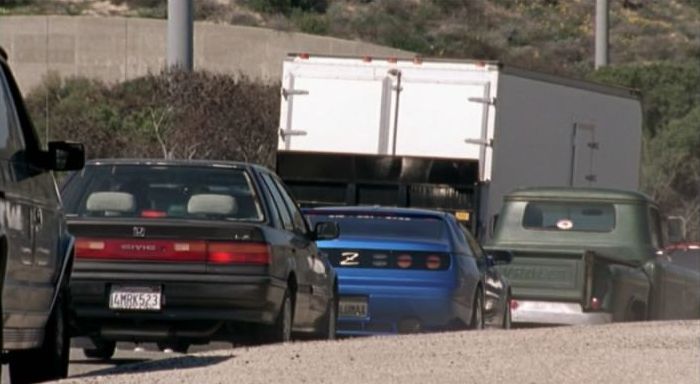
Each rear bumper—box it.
[69,270,286,341]
[336,285,461,336]
[511,300,612,326]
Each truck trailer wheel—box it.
[10,291,70,383]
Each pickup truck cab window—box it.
[522,201,616,232]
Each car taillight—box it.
[396,254,413,269]
[75,239,105,258]
[141,210,167,218]
[425,255,441,270]
[75,238,208,262]
[510,300,519,311]
[206,242,270,265]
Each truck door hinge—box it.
[279,129,308,139]
[468,97,496,106]
[587,142,600,150]
[282,88,309,100]
[585,174,598,182]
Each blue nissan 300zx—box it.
[304,206,513,336]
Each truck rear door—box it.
[279,61,392,155]
[392,76,491,163]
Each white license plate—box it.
[339,297,368,318]
[109,286,162,311]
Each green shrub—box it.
[25,71,280,166]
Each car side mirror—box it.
[665,216,686,245]
[488,250,513,265]
[47,141,85,171]
[313,222,339,241]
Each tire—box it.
[317,293,337,340]
[502,294,512,330]
[83,339,116,360]
[469,288,484,330]
[10,291,70,383]
[259,290,293,344]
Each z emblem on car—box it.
[340,252,360,266]
[133,226,146,238]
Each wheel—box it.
[502,294,512,330]
[469,288,484,330]
[316,293,337,340]
[258,290,293,344]
[83,339,116,360]
[10,291,70,383]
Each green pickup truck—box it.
[486,187,700,326]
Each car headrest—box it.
[86,192,136,213]
[187,194,237,216]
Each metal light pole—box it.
[595,0,609,69]
[167,0,193,71]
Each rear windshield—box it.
[522,202,615,232]
[306,213,446,241]
[668,249,700,273]
[62,164,264,222]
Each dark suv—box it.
[61,159,339,357]
[0,48,85,383]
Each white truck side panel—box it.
[484,72,642,236]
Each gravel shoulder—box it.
[60,321,700,384]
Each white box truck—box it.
[276,54,642,239]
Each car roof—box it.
[505,187,652,204]
[302,206,449,220]
[85,158,271,173]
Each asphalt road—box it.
[68,341,232,379]
[57,320,700,384]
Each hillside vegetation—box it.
[3,0,700,238]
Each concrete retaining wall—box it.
[0,16,412,92]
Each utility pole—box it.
[167,0,193,71]
[595,0,609,69]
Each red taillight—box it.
[425,255,441,270]
[75,238,207,262]
[75,239,105,258]
[206,242,270,265]
[510,300,519,311]
[141,210,167,218]
[590,297,601,311]
[396,254,412,269]
[75,237,269,265]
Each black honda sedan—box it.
[61,159,339,358]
